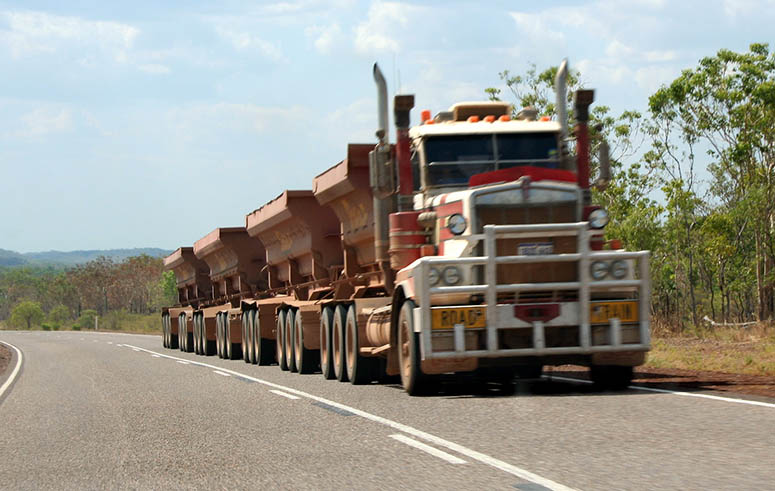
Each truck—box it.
[160,61,650,395]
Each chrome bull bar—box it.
[414,222,651,360]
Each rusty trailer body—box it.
[161,61,651,395]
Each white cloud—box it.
[306,23,342,55]
[167,103,308,139]
[354,1,420,54]
[0,10,138,60]
[214,25,284,61]
[138,63,171,74]
[16,106,73,137]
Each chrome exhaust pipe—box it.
[373,63,389,145]
[555,58,569,141]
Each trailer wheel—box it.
[332,305,349,382]
[162,315,168,348]
[183,314,193,353]
[285,309,297,372]
[276,310,288,370]
[194,315,202,355]
[242,313,251,363]
[179,313,187,352]
[590,365,633,390]
[198,315,205,355]
[398,299,435,396]
[253,310,273,366]
[226,315,240,360]
[346,304,375,385]
[320,306,335,380]
[217,314,224,358]
[294,309,318,374]
[202,315,214,356]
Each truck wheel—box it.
[184,315,194,353]
[217,314,225,358]
[333,305,349,382]
[162,315,168,348]
[294,309,318,374]
[179,314,187,352]
[194,316,201,355]
[226,316,240,360]
[242,314,251,363]
[285,309,297,372]
[590,365,633,390]
[253,310,273,366]
[346,304,375,385]
[202,316,213,356]
[276,310,288,370]
[320,306,335,380]
[398,299,435,396]
[246,310,256,364]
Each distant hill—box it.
[0,248,172,268]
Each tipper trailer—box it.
[161,61,651,395]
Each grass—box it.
[0,311,161,335]
[647,321,775,376]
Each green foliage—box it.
[489,44,775,328]
[9,300,45,329]
[76,309,98,330]
[48,304,71,324]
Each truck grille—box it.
[477,203,577,295]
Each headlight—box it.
[610,260,628,279]
[588,208,609,229]
[446,214,467,235]
[428,268,440,286]
[442,266,462,285]
[590,261,609,280]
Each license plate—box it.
[431,307,486,330]
[590,301,638,324]
[517,242,553,256]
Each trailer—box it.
[162,61,651,395]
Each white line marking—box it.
[176,360,190,365]
[122,344,574,491]
[270,389,300,400]
[390,434,467,464]
[107,342,113,345]
[213,371,231,377]
[545,374,775,409]
[0,341,23,400]
[132,349,140,352]
[151,355,161,358]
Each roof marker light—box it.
[498,114,510,122]
[540,115,551,122]
[467,115,480,123]
[484,115,495,122]
[421,109,432,123]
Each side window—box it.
[411,149,421,191]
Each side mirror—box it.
[595,140,611,191]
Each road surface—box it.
[1,330,773,490]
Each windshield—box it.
[425,133,560,187]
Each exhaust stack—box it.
[370,63,396,269]
[555,58,569,142]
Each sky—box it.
[1,0,773,253]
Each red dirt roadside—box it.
[545,365,775,399]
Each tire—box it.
[285,309,297,372]
[253,310,274,366]
[242,313,251,363]
[226,315,240,360]
[162,315,168,348]
[320,306,335,380]
[332,305,349,382]
[179,314,187,352]
[183,315,193,353]
[276,310,288,370]
[398,299,435,396]
[247,311,256,364]
[217,314,224,359]
[194,316,201,355]
[346,304,375,385]
[294,310,319,374]
[590,365,633,390]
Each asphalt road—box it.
[1,331,774,490]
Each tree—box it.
[48,304,72,328]
[10,301,44,330]
[649,43,775,321]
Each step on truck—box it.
[162,60,651,395]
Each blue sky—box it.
[1,0,772,253]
